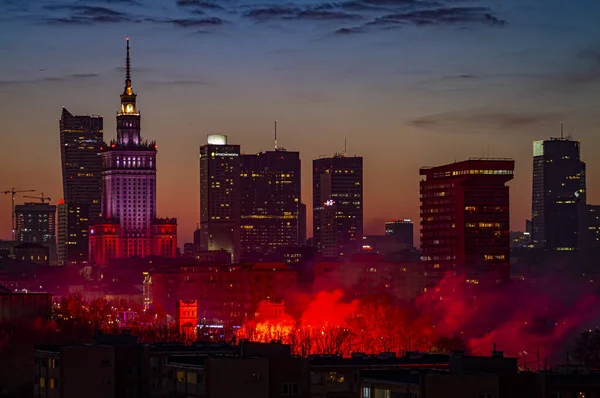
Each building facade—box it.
[385,219,414,249]
[151,262,297,326]
[199,134,241,263]
[88,39,176,265]
[531,137,586,251]
[312,155,363,258]
[15,202,56,244]
[58,107,103,265]
[240,149,302,257]
[420,158,514,288]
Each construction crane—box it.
[23,193,51,203]
[2,188,35,241]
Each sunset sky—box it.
[1,0,599,244]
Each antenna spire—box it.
[126,37,131,83]
[560,122,564,139]
[344,137,347,157]
[274,120,278,150]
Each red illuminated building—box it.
[151,262,297,327]
[420,158,515,289]
[89,39,177,264]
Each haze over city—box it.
[1,0,600,243]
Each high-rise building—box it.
[531,136,586,251]
[420,158,514,288]
[313,155,363,258]
[57,201,89,265]
[240,149,302,257]
[385,219,414,249]
[58,107,103,265]
[199,134,241,263]
[15,203,56,244]
[88,39,177,265]
[585,205,600,250]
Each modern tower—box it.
[240,149,302,257]
[532,135,586,251]
[89,39,177,265]
[199,134,241,263]
[58,108,103,265]
[420,158,514,288]
[313,154,363,258]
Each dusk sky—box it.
[1,0,599,244]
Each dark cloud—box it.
[0,73,99,88]
[244,7,300,19]
[335,26,364,34]
[409,110,550,131]
[372,6,506,27]
[289,10,362,21]
[44,4,132,24]
[176,0,224,10]
[68,73,99,78]
[244,6,361,21]
[80,0,140,3]
[146,16,227,27]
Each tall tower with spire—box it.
[117,38,141,146]
[89,38,177,265]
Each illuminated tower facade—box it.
[240,149,302,257]
[89,39,177,265]
[199,134,241,263]
[420,158,514,289]
[58,108,103,265]
[312,155,363,258]
[531,137,586,251]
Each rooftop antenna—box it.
[560,122,564,139]
[344,137,347,157]
[274,120,278,150]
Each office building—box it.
[240,149,302,257]
[532,136,586,251]
[88,39,177,265]
[199,134,241,263]
[586,205,600,250]
[385,219,414,249]
[15,202,56,244]
[313,155,363,258]
[59,107,103,265]
[420,158,514,288]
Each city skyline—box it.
[1,0,600,244]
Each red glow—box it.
[237,274,600,362]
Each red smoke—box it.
[238,272,600,363]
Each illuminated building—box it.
[420,158,514,288]
[177,300,198,340]
[15,202,56,244]
[312,155,363,258]
[88,39,176,265]
[531,135,586,251]
[240,149,302,257]
[585,205,600,249]
[58,108,103,265]
[199,134,241,263]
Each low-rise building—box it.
[34,332,150,398]
[0,284,52,322]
